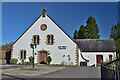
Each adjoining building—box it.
[11,5,116,66]
[74,39,116,66]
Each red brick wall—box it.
[0,50,7,59]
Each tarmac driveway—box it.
[40,66,101,78]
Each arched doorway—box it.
[38,50,49,64]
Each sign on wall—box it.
[58,46,67,50]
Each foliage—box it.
[10,58,18,64]
[73,29,78,39]
[21,59,24,64]
[73,16,100,39]
[114,39,120,57]
[68,57,71,62]
[86,16,100,39]
[29,56,34,63]
[1,42,13,51]
[110,22,120,56]
[110,22,120,41]
[47,56,52,64]
[78,25,87,39]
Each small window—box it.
[68,55,70,57]
[20,50,26,59]
[32,35,40,45]
[46,35,54,45]
[109,55,112,61]
[98,42,103,45]
[40,24,47,31]
[63,55,65,57]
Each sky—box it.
[2,2,119,45]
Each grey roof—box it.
[74,39,116,52]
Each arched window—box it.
[32,35,40,45]
[20,50,26,59]
[47,35,54,45]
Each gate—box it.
[101,58,120,80]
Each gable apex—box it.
[13,14,75,45]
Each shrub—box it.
[25,62,31,65]
[47,56,52,64]
[21,59,24,64]
[29,56,34,63]
[10,58,18,64]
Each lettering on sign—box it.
[58,46,67,50]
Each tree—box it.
[110,22,120,41]
[115,39,120,57]
[47,56,52,65]
[78,25,87,39]
[110,22,120,57]
[73,16,100,39]
[110,25,117,40]
[73,29,78,39]
[86,16,100,39]
[1,42,13,51]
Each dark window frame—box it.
[20,50,26,60]
[32,35,40,45]
[46,35,54,45]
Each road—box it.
[1,65,101,79]
[40,66,101,78]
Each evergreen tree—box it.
[73,16,100,39]
[78,25,87,39]
[73,29,78,39]
[86,16,100,39]
[115,39,120,57]
[110,22,120,41]
[110,22,120,57]
[117,22,120,39]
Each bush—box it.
[10,58,18,64]
[47,56,52,64]
[29,56,34,63]
[21,59,24,64]
[25,62,31,65]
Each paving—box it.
[40,66,101,78]
[2,65,66,78]
[1,65,30,70]
[1,65,101,79]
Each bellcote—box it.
[42,5,46,17]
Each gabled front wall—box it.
[12,15,76,65]
[78,51,116,66]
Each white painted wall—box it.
[78,50,116,66]
[12,15,77,65]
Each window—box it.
[20,50,26,59]
[63,55,65,57]
[46,35,54,45]
[32,35,40,45]
[109,55,112,61]
[98,42,103,45]
[40,24,47,31]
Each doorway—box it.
[96,55,103,64]
[38,50,48,64]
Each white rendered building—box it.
[11,5,116,66]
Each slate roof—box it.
[74,39,116,52]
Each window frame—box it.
[32,35,40,45]
[46,35,54,45]
[20,50,26,60]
